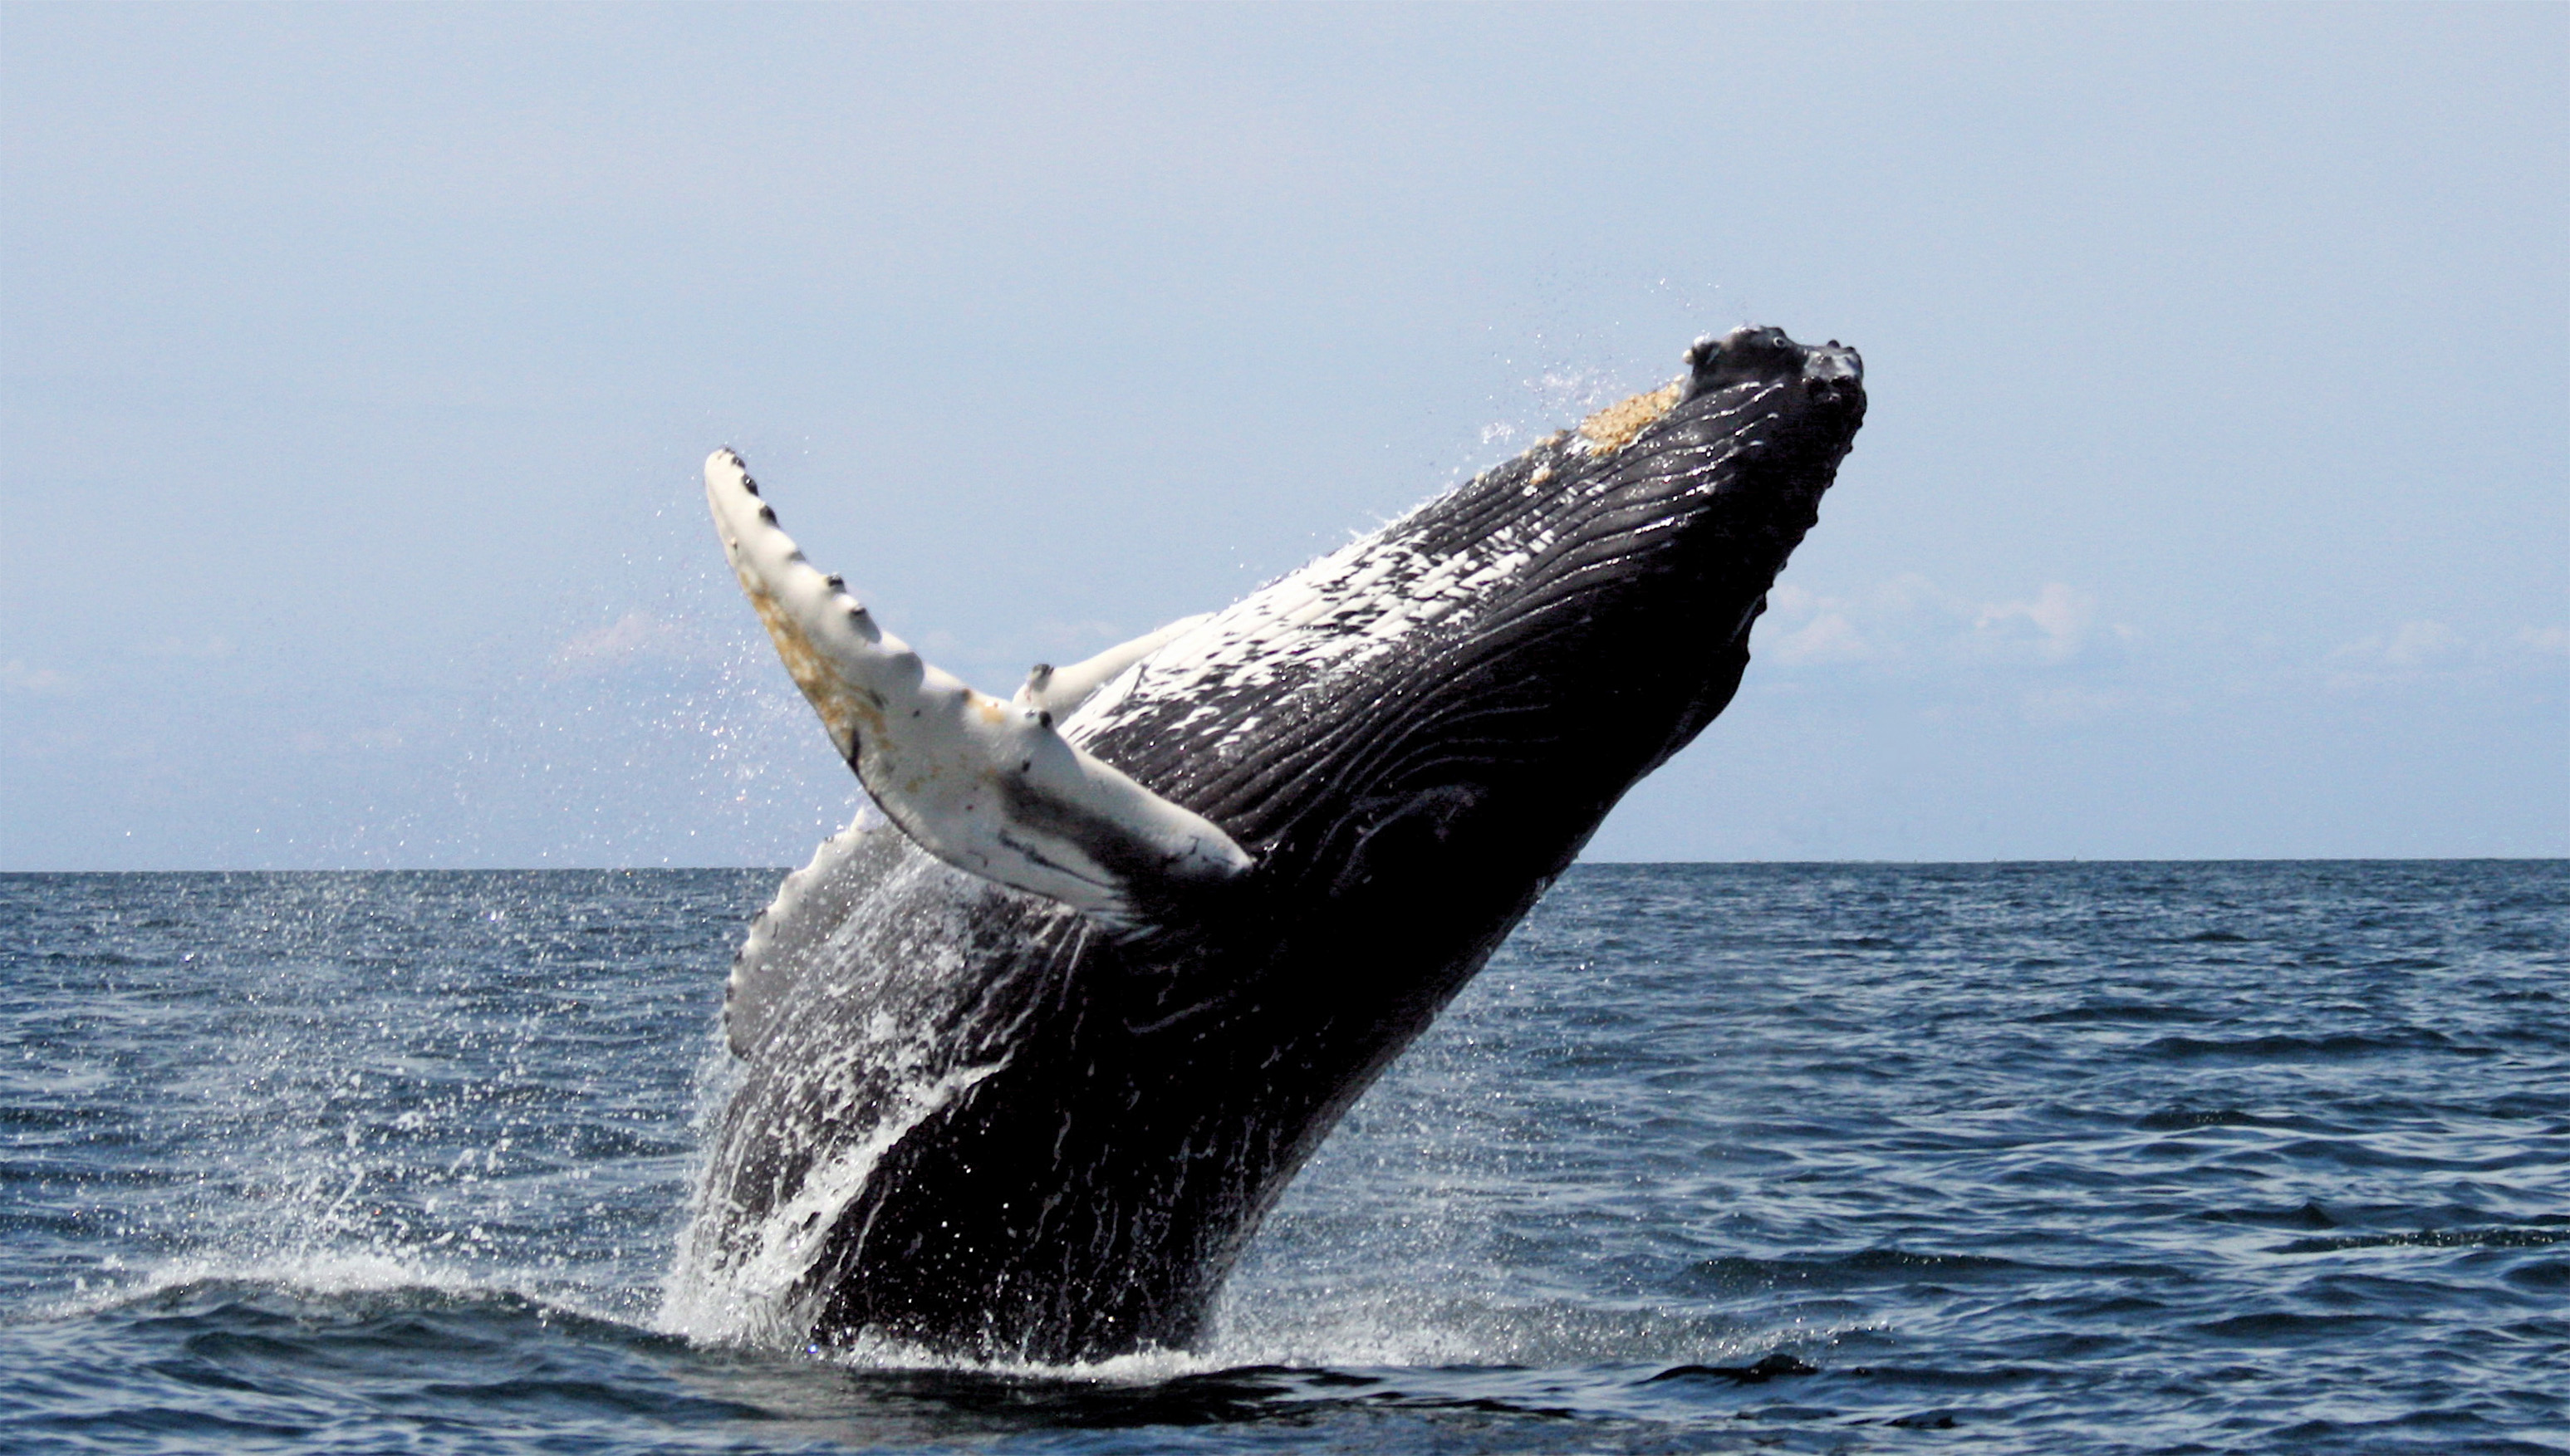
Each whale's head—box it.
[1070,326,1864,957]
[708,322,1862,1041]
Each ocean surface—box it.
[2,862,2563,1454]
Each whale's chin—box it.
[675,326,1866,1363]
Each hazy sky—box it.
[3,3,2563,869]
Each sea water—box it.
[2,863,2563,1454]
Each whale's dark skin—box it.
[684,327,1865,1363]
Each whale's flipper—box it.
[705,450,1253,926]
[1012,614,1212,720]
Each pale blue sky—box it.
[3,3,2563,868]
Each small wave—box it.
[746,1325,1234,1386]
[34,949,152,968]
[2277,1226,2570,1255]
[15,1250,644,1337]
[2197,1200,2341,1230]
[2135,1106,2266,1130]
[2031,1003,2216,1026]
[2140,1030,2488,1061]
[1685,1248,2032,1293]
[758,1358,1624,1429]
[1210,1282,1794,1371]
[406,1375,764,1424]
[2189,1311,2393,1341]
[1643,1352,1817,1385]
[830,1361,1358,1425]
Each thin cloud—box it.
[551,611,701,676]
[1762,576,2123,672]
[2,659,77,696]
[2321,620,2570,688]
[2514,625,2569,659]
[1975,583,2097,666]
[140,636,236,661]
[2328,620,2465,674]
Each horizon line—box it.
[2,856,2564,875]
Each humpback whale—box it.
[677,326,1866,1363]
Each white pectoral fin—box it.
[705,450,1252,924]
[1012,613,1213,719]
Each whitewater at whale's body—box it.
[672,327,1868,1362]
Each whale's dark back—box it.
[680,330,1866,1362]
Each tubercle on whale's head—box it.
[1684,324,1863,401]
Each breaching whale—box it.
[676,326,1866,1363]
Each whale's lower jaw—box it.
[678,327,1866,1363]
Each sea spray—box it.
[662,842,1038,1346]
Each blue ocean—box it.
[3,862,2563,1454]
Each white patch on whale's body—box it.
[1067,375,1779,759]
[717,368,1780,998]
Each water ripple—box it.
[2,862,2564,1453]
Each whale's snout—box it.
[1802,340,1861,384]
[1683,325,1861,405]
[1801,341,1862,406]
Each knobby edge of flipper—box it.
[1012,614,1212,721]
[704,449,1253,932]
